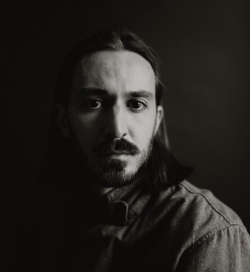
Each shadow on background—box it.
[1,0,250,229]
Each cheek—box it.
[69,113,102,148]
[130,113,156,148]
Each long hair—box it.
[43,28,192,189]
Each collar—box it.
[61,176,152,227]
[91,178,151,226]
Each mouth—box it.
[98,151,132,158]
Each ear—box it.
[154,105,164,135]
[55,104,71,138]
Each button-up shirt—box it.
[43,179,250,271]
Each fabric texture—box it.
[41,179,250,271]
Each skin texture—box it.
[57,50,163,189]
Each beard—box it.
[97,144,151,188]
[71,134,154,188]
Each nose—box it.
[105,105,127,139]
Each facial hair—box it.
[92,137,154,188]
[70,133,153,188]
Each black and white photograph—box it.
[1,0,250,271]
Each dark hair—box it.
[43,28,192,189]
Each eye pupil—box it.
[88,100,100,108]
[132,101,141,108]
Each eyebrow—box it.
[129,90,154,99]
[76,88,154,99]
[76,88,109,96]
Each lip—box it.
[99,151,130,156]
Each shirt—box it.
[43,179,250,271]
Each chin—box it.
[101,169,137,188]
[90,155,147,188]
[98,163,138,188]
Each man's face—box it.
[58,50,163,187]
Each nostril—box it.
[115,133,127,140]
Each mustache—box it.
[91,138,140,156]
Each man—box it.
[40,28,250,271]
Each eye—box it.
[127,100,146,112]
[85,99,102,109]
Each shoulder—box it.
[169,181,250,271]
[155,180,249,247]
[178,180,244,227]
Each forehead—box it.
[71,50,156,96]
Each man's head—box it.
[56,50,163,187]
[47,28,191,189]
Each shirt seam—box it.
[187,223,247,252]
[179,181,245,228]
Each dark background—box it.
[2,0,250,230]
